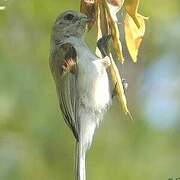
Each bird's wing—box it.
[50,43,79,141]
[59,72,79,141]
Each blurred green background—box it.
[0,0,180,179]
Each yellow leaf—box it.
[108,54,131,116]
[124,0,147,29]
[104,0,125,63]
[124,13,146,62]
[107,0,124,7]
[96,1,132,118]
[124,0,140,28]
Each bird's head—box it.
[52,10,89,42]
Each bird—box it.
[49,10,112,180]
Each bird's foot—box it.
[111,79,128,99]
[112,82,118,99]
[101,56,111,68]
[97,34,111,58]
[122,78,128,91]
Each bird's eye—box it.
[64,13,74,21]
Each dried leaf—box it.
[84,0,95,3]
[80,0,96,30]
[106,2,120,22]
[96,1,131,117]
[108,54,131,116]
[98,3,108,35]
[104,1,125,63]
[96,3,108,56]
[107,0,124,7]
[124,13,145,62]
[124,0,145,28]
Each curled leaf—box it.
[98,3,108,35]
[124,13,146,62]
[124,0,145,28]
[104,1,125,63]
[80,0,96,30]
[108,54,131,115]
[83,0,95,3]
[81,0,147,118]
[107,0,124,7]
[106,2,121,22]
[96,1,131,117]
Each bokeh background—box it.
[0,0,180,179]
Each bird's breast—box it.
[77,55,111,112]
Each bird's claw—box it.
[101,56,111,68]
[97,34,112,58]
[122,78,128,91]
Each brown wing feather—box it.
[50,43,79,141]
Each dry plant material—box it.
[108,54,131,116]
[124,0,141,28]
[107,0,124,7]
[102,2,131,116]
[80,0,96,30]
[80,0,146,118]
[124,0,147,62]
[124,13,146,62]
[104,1,125,63]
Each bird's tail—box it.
[75,141,86,180]
[75,113,98,180]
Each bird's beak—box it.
[80,15,90,23]
[79,15,93,31]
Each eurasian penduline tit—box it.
[49,10,112,180]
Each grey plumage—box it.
[49,10,111,180]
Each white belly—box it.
[78,56,111,112]
[77,56,111,149]
[63,36,111,111]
